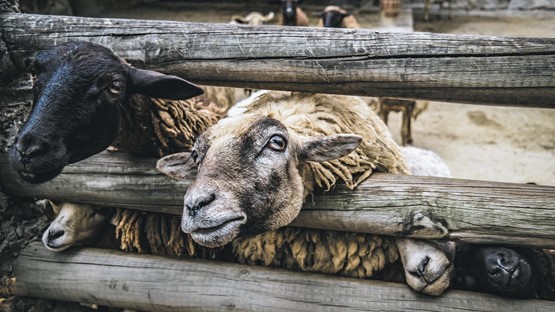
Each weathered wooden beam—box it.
[8,242,555,312]
[1,151,554,247]
[1,13,554,108]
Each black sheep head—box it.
[9,41,203,183]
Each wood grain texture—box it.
[1,152,554,247]
[1,13,554,107]
[9,242,555,312]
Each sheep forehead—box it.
[207,114,287,141]
[36,42,127,92]
[39,41,123,70]
[200,115,291,166]
[57,202,96,219]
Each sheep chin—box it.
[189,218,245,248]
[184,212,247,248]
[9,152,66,184]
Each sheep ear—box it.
[127,67,204,100]
[156,152,197,180]
[299,134,362,162]
[47,199,61,214]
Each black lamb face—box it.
[9,41,203,183]
[455,245,539,298]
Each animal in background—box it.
[279,0,309,26]
[230,12,275,25]
[424,0,452,21]
[317,5,360,28]
[315,7,426,146]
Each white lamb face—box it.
[42,202,110,252]
[157,114,362,248]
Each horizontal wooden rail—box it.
[1,13,554,107]
[1,152,554,247]
[7,242,555,312]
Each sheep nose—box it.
[184,192,215,218]
[15,135,50,161]
[409,256,431,282]
[48,229,65,241]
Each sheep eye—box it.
[267,135,287,151]
[109,80,123,95]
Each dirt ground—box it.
[407,13,555,186]
[95,4,555,186]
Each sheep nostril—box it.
[199,193,215,208]
[15,136,50,161]
[186,193,216,218]
[49,230,65,240]
[418,256,430,275]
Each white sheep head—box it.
[42,201,112,252]
[157,114,361,248]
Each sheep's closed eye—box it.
[267,134,287,151]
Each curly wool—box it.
[112,94,221,157]
[239,92,408,195]
[233,228,399,278]
[112,208,399,279]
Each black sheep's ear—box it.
[127,66,204,100]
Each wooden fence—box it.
[1,152,554,247]
[6,241,554,312]
[1,12,555,312]
[1,13,555,107]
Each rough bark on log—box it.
[8,242,555,312]
[1,151,554,248]
[1,13,554,107]
[0,75,32,151]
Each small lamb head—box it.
[470,246,537,297]
[157,114,362,248]
[9,40,203,183]
[42,201,111,252]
